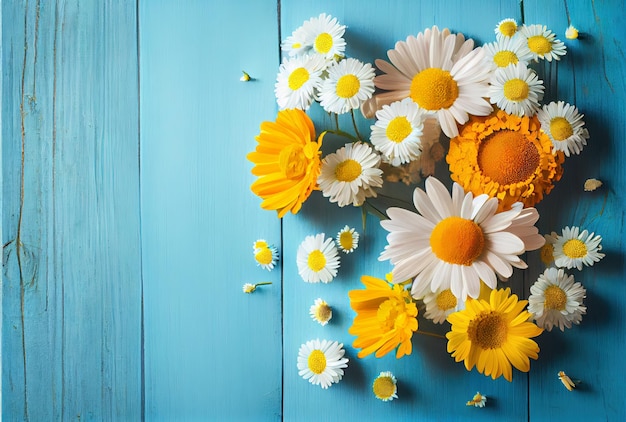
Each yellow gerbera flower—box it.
[247,109,323,218]
[348,275,418,359]
[447,110,565,211]
[446,288,543,381]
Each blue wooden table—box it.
[2,0,625,420]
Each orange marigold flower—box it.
[247,109,323,218]
[348,275,418,359]
[447,110,565,211]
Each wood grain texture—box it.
[2,0,142,420]
[139,1,282,420]
[523,0,626,419]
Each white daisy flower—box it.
[301,13,346,60]
[296,233,341,283]
[242,282,272,294]
[372,372,398,402]
[336,225,359,253]
[422,287,464,324]
[281,24,310,57]
[379,176,545,301]
[466,392,487,408]
[318,58,376,114]
[318,142,383,207]
[253,239,279,271]
[494,18,519,39]
[275,54,327,110]
[374,26,493,138]
[489,62,544,116]
[537,101,590,157]
[297,339,349,389]
[529,267,587,331]
[552,226,605,270]
[519,24,567,62]
[483,36,533,70]
[309,298,333,326]
[370,98,426,166]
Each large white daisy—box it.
[489,62,544,116]
[529,267,587,331]
[537,101,590,157]
[552,226,605,270]
[370,98,426,166]
[318,142,383,207]
[296,233,341,283]
[318,58,375,114]
[297,339,349,389]
[483,35,533,70]
[374,26,493,138]
[301,13,346,60]
[275,54,327,110]
[519,24,567,62]
[378,176,545,300]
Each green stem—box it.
[254,282,273,287]
[374,193,415,209]
[415,330,446,340]
[325,129,359,143]
[350,109,363,141]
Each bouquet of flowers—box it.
[246,14,603,396]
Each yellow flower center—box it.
[314,32,333,54]
[288,67,310,91]
[478,130,540,185]
[540,243,555,265]
[335,159,362,182]
[549,117,574,141]
[562,239,588,259]
[307,350,327,374]
[315,303,332,322]
[436,289,458,311]
[255,248,273,265]
[307,250,327,272]
[372,377,396,399]
[339,231,355,250]
[254,240,268,249]
[499,21,517,37]
[292,42,302,49]
[493,50,519,67]
[279,144,308,179]
[544,285,567,311]
[528,35,552,55]
[410,68,459,111]
[336,74,361,99]
[503,78,529,101]
[468,311,508,349]
[430,217,485,266]
[386,116,413,143]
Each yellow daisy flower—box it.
[447,110,565,211]
[247,109,323,218]
[309,298,333,326]
[348,275,418,359]
[446,288,544,381]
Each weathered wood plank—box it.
[2,0,142,420]
[524,0,626,419]
[281,1,532,421]
[138,1,282,420]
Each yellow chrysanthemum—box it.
[447,110,565,211]
[247,109,323,218]
[348,275,418,359]
[446,288,543,381]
